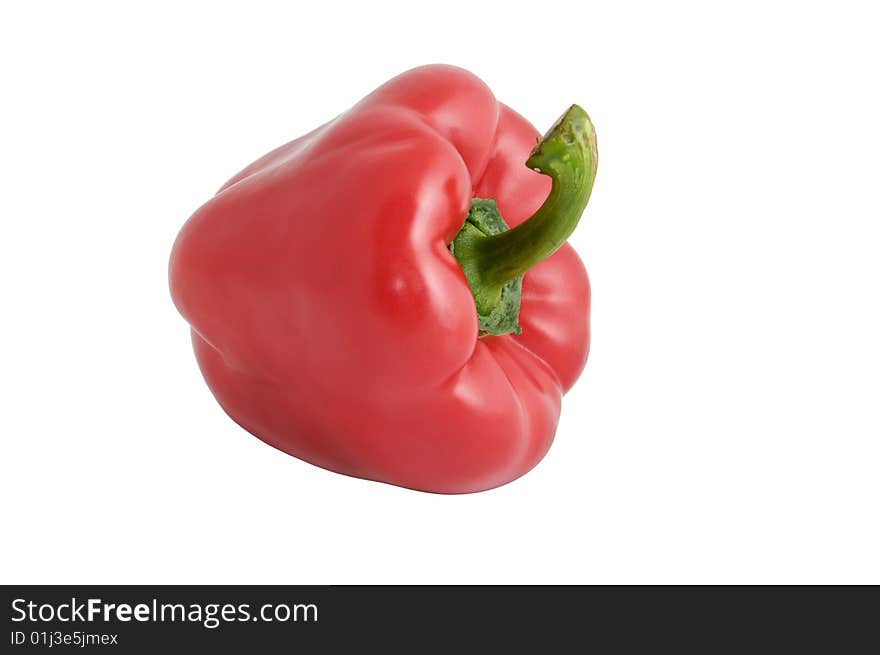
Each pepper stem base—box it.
[449,199,523,337]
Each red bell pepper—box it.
[169,65,597,493]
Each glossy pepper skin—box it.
[169,65,596,493]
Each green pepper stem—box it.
[478,105,597,287]
[454,105,597,318]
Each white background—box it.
[2,1,878,584]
